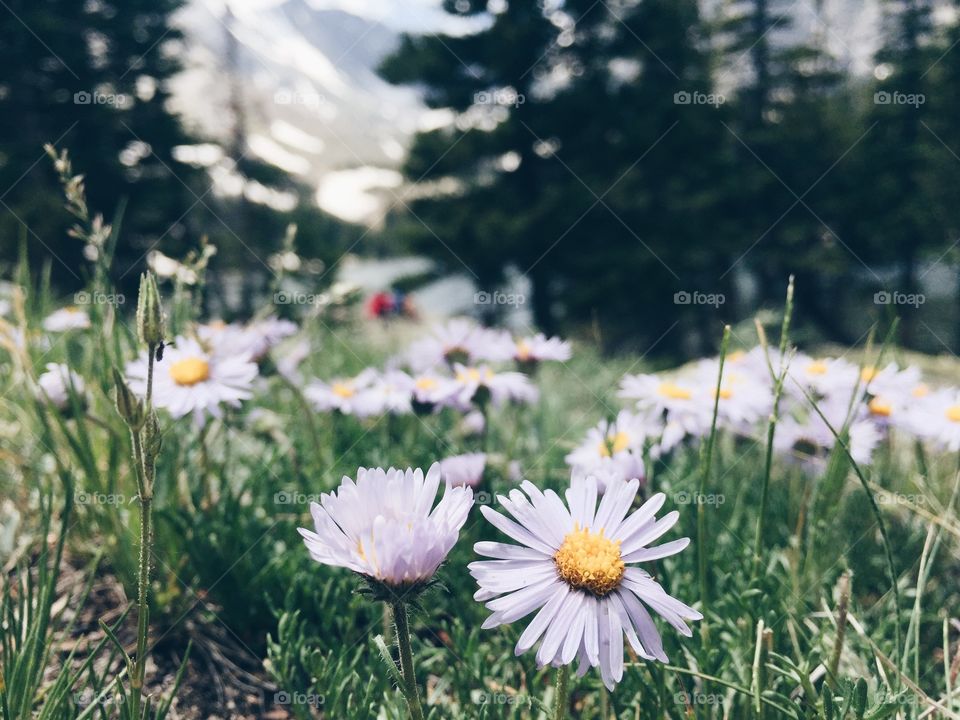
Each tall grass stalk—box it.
[752,277,794,578]
[697,324,730,649]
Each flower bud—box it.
[136,272,164,347]
[142,409,163,465]
[112,368,145,431]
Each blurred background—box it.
[3,0,960,358]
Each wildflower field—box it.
[2,168,960,720]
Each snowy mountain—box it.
[170,0,930,224]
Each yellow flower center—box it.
[868,398,892,417]
[912,384,930,398]
[415,377,437,391]
[946,405,960,423]
[728,350,746,362]
[456,367,487,384]
[331,382,355,398]
[861,367,878,383]
[597,431,630,457]
[657,382,692,400]
[516,340,532,361]
[66,306,81,314]
[554,525,625,596]
[806,360,828,375]
[713,387,734,400]
[169,357,210,386]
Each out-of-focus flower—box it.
[148,250,199,285]
[406,319,515,371]
[514,333,572,365]
[199,316,298,362]
[470,474,701,690]
[43,307,90,332]
[566,411,648,491]
[411,371,459,411]
[619,373,713,444]
[440,452,486,488]
[450,364,538,408]
[126,336,258,426]
[357,370,415,416]
[774,399,879,467]
[903,389,960,451]
[690,360,771,431]
[37,363,86,410]
[786,355,859,402]
[304,369,378,416]
[298,464,473,588]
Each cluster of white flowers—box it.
[569,346,960,484]
[304,319,571,419]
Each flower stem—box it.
[551,665,570,720]
[130,344,157,717]
[391,600,425,720]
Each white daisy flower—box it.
[785,355,858,402]
[690,360,771,432]
[244,316,298,360]
[298,464,474,587]
[515,334,572,364]
[450,364,539,408]
[440,452,487,488]
[470,473,701,690]
[774,400,879,467]
[126,336,258,426]
[0,299,10,317]
[903,389,960,451]
[406,319,515,371]
[304,369,379,416]
[198,316,298,362]
[356,370,415,416]
[43,307,91,332]
[618,373,713,444]
[859,364,922,427]
[37,363,86,410]
[410,371,459,410]
[565,411,648,491]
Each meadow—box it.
[1,167,959,720]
